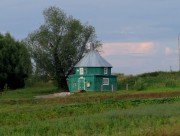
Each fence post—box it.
[111,84,114,92]
[101,85,103,92]
[126,84,128,91]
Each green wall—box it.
[94,76,117,91]
[68,75,95,92]
[75,67,111,75]
[68,67,117,92]
[68,75,117,92]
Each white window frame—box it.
[79,68,84,75]
[103,78,109,85]
[78,77,85,90]
[104,68,108,75]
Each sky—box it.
[1,0,180,75]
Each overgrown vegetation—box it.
[117,71,180,91]
[0,85,180,135]
[0,33,32,91]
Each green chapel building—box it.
[68,45,117,92]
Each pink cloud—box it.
[101,42,156,56]
[164,47,177,55]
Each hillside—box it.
[117,71,180,91]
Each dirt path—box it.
[35,92,72,98]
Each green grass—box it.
[117,71,180,91]
[0,84,180,136]
[0,101,180,136]
[0,85,57,99]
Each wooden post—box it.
[111,84,114,92]
[101,85,103,92]
[126,84,128,91]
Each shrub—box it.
[118,75,137,90]
[165,80,177,88]
[133,79,145,91]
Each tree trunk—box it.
[0,81,5,92]
[59,74,69,91]
[54,66,69,91]
[54,48,69,92]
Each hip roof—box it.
[74,50,112,67]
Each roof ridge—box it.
[74,50,112,67]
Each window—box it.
[73,82,77,87]
[103,78,109,85]
[104,68,108,74]
[86,82,90,87]
[80,68,84,75]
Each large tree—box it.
[25,6,101,91]
[0,33,32,91]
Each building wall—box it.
[94,76,117,91]
[75,67,111,75]
[68,67,117,92]
[68,75,117,92]
[68,75,95,92]
[84,76,95,91]
[68,76,79,92]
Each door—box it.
[78,77,85,90]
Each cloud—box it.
[102,42,157,56]
[100,42,158,74]
[164,47,178,56]
[165,47,173,55]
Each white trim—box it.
[79,68,84,75]
[103,78,109,85]
[104,68,108,74]
[78,77,85,90]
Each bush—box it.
[133,79,145,91]
[165,80,177,88]
[117,71,180,91]
[117,74,137,90]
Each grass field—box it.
[0,85,180,136]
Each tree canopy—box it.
[0,33,32,90]
[25,6,101,91]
